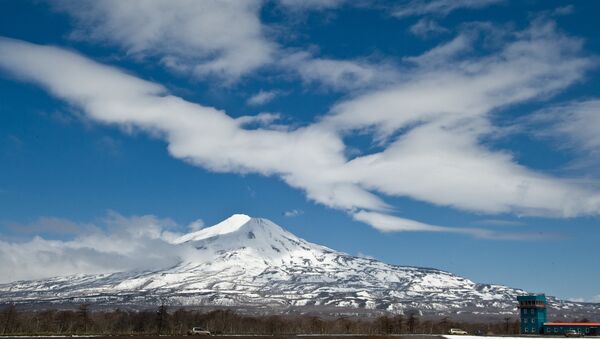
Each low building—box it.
[518,294,600,335]
[543,322,600,336]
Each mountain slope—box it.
[0,215,597,318]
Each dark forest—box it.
[0,304,522,336]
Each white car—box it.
[189,327,211,336]
[564,330,582,337]
[449,328,468,335]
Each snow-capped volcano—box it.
[171,214,346,275]
[172,214,334,269]
[0,215,597,318]
[174,214,254,243]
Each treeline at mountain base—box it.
[0,304,523,336]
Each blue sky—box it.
[1,0,600,302]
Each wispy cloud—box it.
[54,0,389,91]
[95,136,121,156]
[0,211,200,283]
[528,99,600,155]
[281,52,399,91]
[4,217,93,237]
[0,17,598,239]
[474,219,526,227]
[394,0,504,18]
[283,209,303,217]
[247,90,280,106]
[236,112,282,127]
[354,211,556,240]
[278,0,346,11]
[409,18,449,38]
[356,251,375,259]
[187,219,205,232]
[5,134,24,150]
[403,32,472,66]
[55,0,275,82]
[567,295,600,303]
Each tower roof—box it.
[517,294,546,301]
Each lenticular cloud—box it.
[0,18,599,236]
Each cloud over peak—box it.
[0,211,187,283]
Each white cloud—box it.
[55,0,387,91]
[394,0,504,18]
[568,295,600,303]
[236,112,282,127]
[0,18,599,238]
[356,251,375,259]
[353,211,550,240]
[284,209,303,217]
[277,0,346,11]
[342,121,600,216]
[553,5,574,16]
[282,51,399,91]
[325,20,591,135]
[56,0,275,81]
[404,33,472,66]
[409,18,449,38]
[247,90,280,106]
[353,210,453,232]
[475,219,526,227]
[0,211,198,283]
[317,20,600,217]
[188,219,205,232]
[0,36,382,212]
[528,99,600,155]
[95,136,121,156]
[5,217,94,236]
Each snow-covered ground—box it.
[445,336,523,339]
[445,336,600,339]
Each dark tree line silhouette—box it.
[0,304,522,336]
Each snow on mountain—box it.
[0,215,598,318]
[173,214,252,243]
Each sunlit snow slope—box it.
[0,215,597,317]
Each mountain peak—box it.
[7,215,595,320]
[174,213,251,244]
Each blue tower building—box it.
[518,294,547,334]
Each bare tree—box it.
[78,304,91,333]
[1,304,18,335]
[156,303,169,334]
[407,311,419,333]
